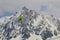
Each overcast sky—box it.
[0,0,60,17]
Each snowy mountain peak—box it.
[0,7,60,40]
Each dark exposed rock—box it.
[56,20,60,31]
[40,29,53,40]
[22,28,30,39]
[9,36,12,39]
[54,30,57,36]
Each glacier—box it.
[0,7,60,40]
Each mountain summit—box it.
[0,7,60,40]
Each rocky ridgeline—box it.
[0,7,60,40]
[0,7,39,40]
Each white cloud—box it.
[0,0,60,17]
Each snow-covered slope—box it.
[0,7,60,40]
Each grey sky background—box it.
[0,0,60,17]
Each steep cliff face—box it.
[0,7,60,40]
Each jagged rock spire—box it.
[22,6,28,12]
